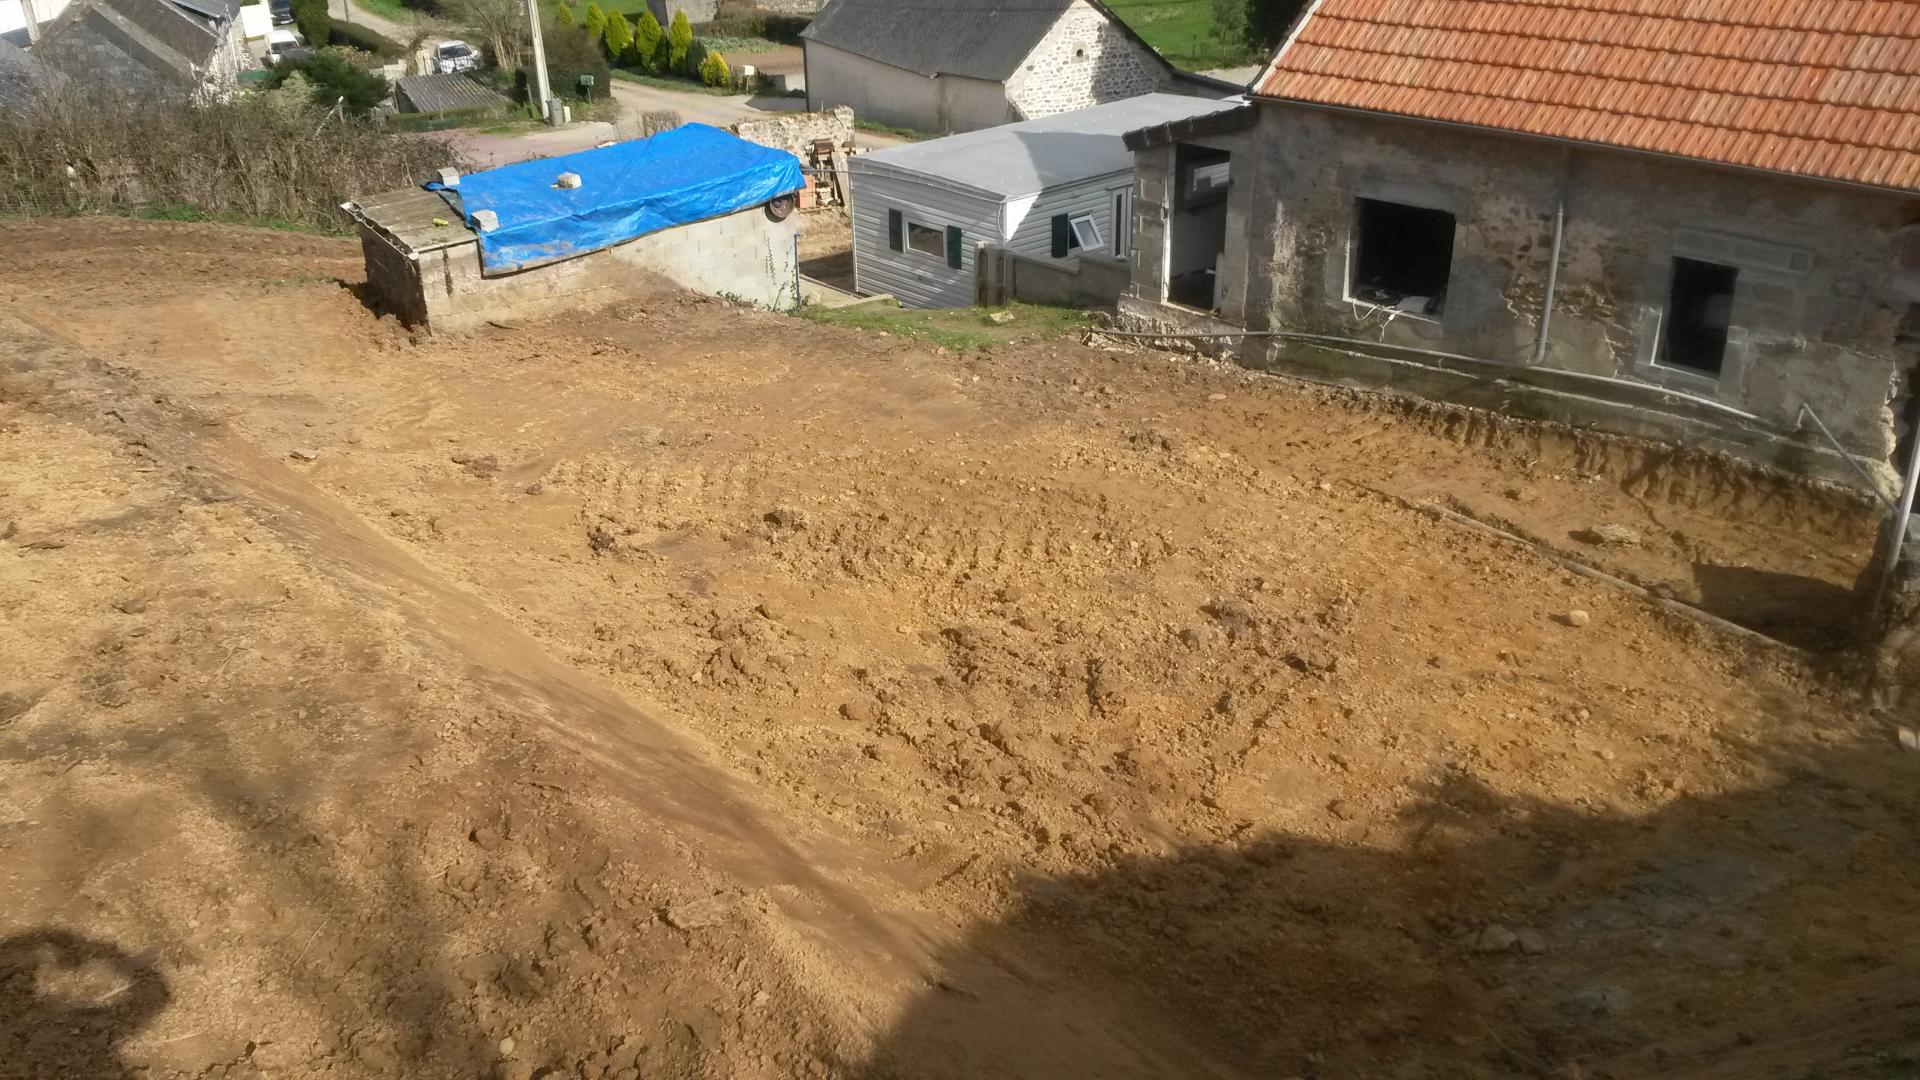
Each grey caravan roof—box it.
[855,93,1247,199]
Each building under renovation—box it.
[346,124,805,333]
[1117,0,1920,493]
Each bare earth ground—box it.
[2,218,1918,1080]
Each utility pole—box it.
[523,0,556,125]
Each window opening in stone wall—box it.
[1169,144,1231,310]
[1349,197,1455,316]
[1894,304,1920,471]
[905,220,945,259]
[1111,189,1129,258]
[1659,256,1739,376]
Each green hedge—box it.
[384,104,519,131]
[697,11,808,44]
[329,20,403,58]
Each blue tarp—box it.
[428,123,805,274]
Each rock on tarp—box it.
[427,123,805,274]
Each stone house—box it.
[31,0,251,102]
[801,0,1226,135]
[1118,0,1920,492]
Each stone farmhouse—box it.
[801,0,1230,135]
[1117,0,1920,492]
[30,0,251,101]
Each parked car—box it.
[432,40,480,74]
[265,28,309,66]
[269,0,293,25]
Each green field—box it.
[1105,0,1257,71]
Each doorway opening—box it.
[1167,144,1230,310]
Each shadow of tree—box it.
[859,730,1920,1079]
[0,929,170,1080]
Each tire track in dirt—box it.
[1,312,1209,1078]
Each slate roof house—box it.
[801,0,1225,135]
[1118,0,1920,492]
[31,0,252,101]
[0,36,46,109]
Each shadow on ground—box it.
[0,928,170,1080]
[1692,561,1862,651]
[859,730,1920,1079]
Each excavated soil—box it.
[2,218,1917,1080]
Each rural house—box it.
[29,0,251,101]
[850,93,1246,309]
[801,0,1225,135]
[1118,0,1920,492]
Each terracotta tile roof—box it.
[1255,0,1920,191]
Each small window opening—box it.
[1073,46,1086,59]
[1659,256,1739,376]
[1111,190,1129,257]
[1350,197,1455,316]
[905,221,944,259]
[1183,153,1230,204]
[1069,212,1102,251]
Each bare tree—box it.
[444,0,528,72]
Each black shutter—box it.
[887,209,903,252]
[1050,214,1070,258]
[945,225,962,269]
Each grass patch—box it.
[608,69,739,96]
[341,0,423,26]
[854,118,935,142]
[1105,0,1257,70]
[697,34,782,54]
[800,300,1094,350]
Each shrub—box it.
[521,19,609,101]
[666,8,692,73]
[0,89,456,230]
[582,1,605,39]
[602,11,630,61]
[272,48,390,114]
[328,20,403,58]
[554,4,574,26]
[629,9,664,73]
[697,49,730,88]
[291,0,330,50]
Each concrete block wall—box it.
[367,207,800,334]
[978,244,1128,309]
[1124,100,1920,490]
[1005,0,1171,119]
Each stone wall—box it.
[1005,0,1172,119]
[731,106,851,158]
[646,0,717,25]
[1125,101,1920,492]
[362,207,801,334]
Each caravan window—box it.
[1069,213,1102,251]
[906,221,945,259]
